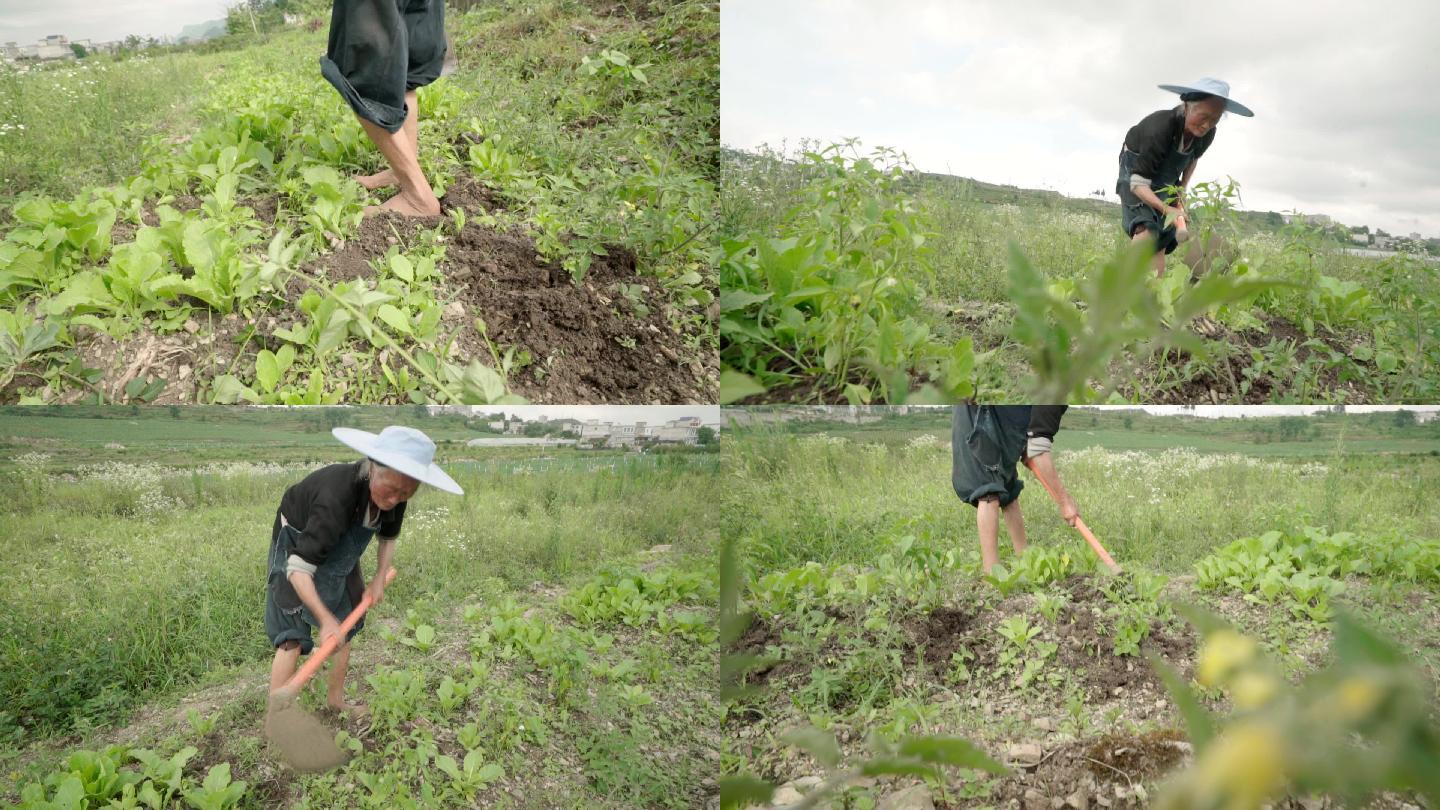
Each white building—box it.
[655,416,702,444]
[576,417,706,447]
[35,35,75,61]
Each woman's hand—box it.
[1059,495,1081,527]
[319,617,344,648]
[365,577,386,606]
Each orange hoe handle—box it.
[274,567,397,701]
[1022,458,1120,571]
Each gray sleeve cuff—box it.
[1129,174,1152,189]
[286,554,318,577]
[1026,436,1053,457]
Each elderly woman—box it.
[1117,78,1255,277]
[952,405,1076,575]
[321,0,448,217]
[264,425,462,718]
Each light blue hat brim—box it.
[332,427,465,495]
[1159,81,1255,117]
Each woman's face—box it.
[370,466,420,510]
[1184,98,1227,138]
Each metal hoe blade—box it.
[264,691,350,773]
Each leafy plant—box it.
[434,750,505,802]
[719,142,975,404]
[1009,239,1289,402]
[180,763,246,810]
[996,616,1042,651]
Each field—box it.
[719,143,1440,405]
[720,412,1440,808]
[1,411,720,808]
[1,0,718,405]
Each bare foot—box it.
[377,191,441,217]
[354,168,396,190]
[325,700,370,721]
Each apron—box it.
[265,510,376,650]
[1117,141,1195,255]
[951,405,1031,507]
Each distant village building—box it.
[577,417,705,447]
[2,34,78,63]
[653,416,702,444]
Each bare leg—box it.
[1001,498,1028,555]
[1131,227,1167,277]
[977,497,1001,574]
[355,89,418,190]
[356,94,439,217]
[269,644,302,692]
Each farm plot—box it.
[1,438,721,809]
[1,1,718,404]
[724,530,1440,809]
[719,144,1440,404]
[719,428,1440,808]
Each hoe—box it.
[264,567,396,772]
[1023,457,1121,573]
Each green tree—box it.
[69,43,87,59]
[697,426,717,446]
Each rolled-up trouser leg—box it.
[402,0,446,91]
[320,0,410,133]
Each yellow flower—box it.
[1198,629,1259,688]
[1229,670,1278,710]
[1191,721,1287,810]
[1333,675,1383,723]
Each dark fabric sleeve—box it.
[378,500,406,538]
[1027,406,1068,440]
[1126,109,1176,183]
[292,492,348,567]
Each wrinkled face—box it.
[370,464,420,510]
[1184,98,1226,138]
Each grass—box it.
[0,52,211,204]
[723,412,1440,578]
[720,143,1440,404]
[0,412,718,808]
[0,404,719,467]
[2,0,718,405]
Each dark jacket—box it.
[1026,406,1067,442]
[1117,107,1215,195]
[273,460,406,569]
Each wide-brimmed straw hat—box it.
[332,426,464,495]
[1158,77,1254,117]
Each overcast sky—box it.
[721,0,1440,237]
[0,0,229,44]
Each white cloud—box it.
[721,0,1440,236]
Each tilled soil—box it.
[904,605,999,675]
[956,729,1193,810]
[305,175,713,403]
[60,174,714,404]
[1138,313,1371,404]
